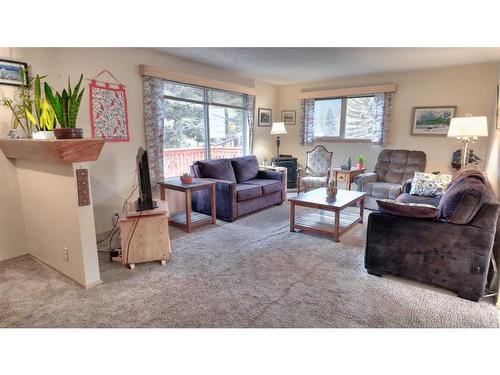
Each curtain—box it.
[143,76,166,183]
[246,94,256,153]
[300,98,315,145]
[372,92,393,145]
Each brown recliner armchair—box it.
[353,149,427,210]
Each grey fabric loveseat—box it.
[354,149,427,210]
[190,155,285,222]
[365,165,500,301]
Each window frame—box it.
[313,95,374,143]
[163,80,249,159]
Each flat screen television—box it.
[135,147,159,211]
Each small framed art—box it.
[0,59,28,86]
[281,110,296,125]
[411,106,456,136]
[258,108,272,127]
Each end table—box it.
[331,168,367,190]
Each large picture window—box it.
[313,96,375,140]
[163,81,248,177]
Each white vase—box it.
[32,131,55,140]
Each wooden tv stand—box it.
[113,200,171,269]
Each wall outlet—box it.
[63,247,69,262]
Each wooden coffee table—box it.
[289,188,365,242]
[158,177,217,233]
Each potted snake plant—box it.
[45,74,85,139]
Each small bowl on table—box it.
[180,175,194,184]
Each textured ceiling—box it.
[155,48,500,85]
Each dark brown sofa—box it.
[365,165,500,301]
[190,155,285,222]
[354,149,427,210]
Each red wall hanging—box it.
[89,70,129,142]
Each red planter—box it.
[357,163,365,170]
[54,128,83,139]
[180,176,193,184]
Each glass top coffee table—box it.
[288,188,366,242]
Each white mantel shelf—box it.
[0,138,105,164]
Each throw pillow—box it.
[410,172,452,197]
[197,159,236,182]
[231,155,260,182]
[377,199,439,219]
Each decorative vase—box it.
[180,175,193,184]
[356,162,364,170]
[54,128,83,139]
[326,187,338,198]
[32,130,55,140]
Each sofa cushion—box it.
[396,193,441,207]
[236,183,262,202]
[410,172,452,197]
[197,159,236,182]
[242,179,282,195]
[438,174,486,224]
[375,149,427,184]
[231,155,260,182]
[365,182,402,199]
[377,199,439,219]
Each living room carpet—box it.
[0,204,498,328]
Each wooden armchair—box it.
[297,145,333,194]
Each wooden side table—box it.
[259,165,288,201]
[331,168,367,190]
[158,177,217,233]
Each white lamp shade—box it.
[270,122,287,135]
[447,116,488,138]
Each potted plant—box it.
[356,155,365,170]
[180,173,193,184]
[0,68,51,139]
[326,178,337,199]
[45,74,85,139]
[32,75,56,139]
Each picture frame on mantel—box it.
[0,59,28,86]
[411,105,457,136]
[258,108,272,127]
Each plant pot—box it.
[326,187,338,198]
[54,128,83,139]
[356,163,364,170]
[32,130,55,140]
[180,176,193,184]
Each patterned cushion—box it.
[300,176,328,189]
[377,199,439,219]
[306,146,332,176]
[410,172,452,197]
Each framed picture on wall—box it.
[281,110,296,125]
[258,108,272,127]
[411,106,457,136]
[0,59,28,86]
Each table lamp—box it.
[270,122,287,161]
[447,114,488,168]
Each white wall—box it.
[277,63,499,174]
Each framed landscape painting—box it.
[411,106,456,135]
[0,59,28,86]
[281,110,296,125]
[258,108,272,127]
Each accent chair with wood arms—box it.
[297,145,333,194]
[353,149,427,210]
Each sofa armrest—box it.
[191,179,237,221]
[353,172,378,191]
[401,178,413,194]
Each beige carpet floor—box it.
[0,204,498,328]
